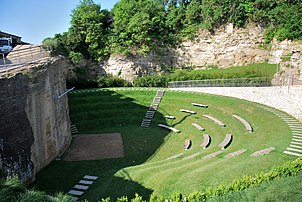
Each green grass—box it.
[33,88,297,201]
[170,63,276,80]
[208,171,302,202]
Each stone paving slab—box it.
[74,184,89,190]
[79,180,93,185]
[71,196,79,201]
[68,190,84,196]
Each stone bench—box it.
[218,134,232,149]
[180,109,196,114]
[192,123,205,131]
[165,115,175,119]
[203,115,226,127]
[157,124,180,133]
[232,115,253,132]
[200,134,211,148]
[184,139,192,149]
[192,102,208,108]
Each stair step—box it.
[289,144,302,149]
[292,138,302,142]
[287,147,302,153]
[283,151,302,156]
[291,141,302,146]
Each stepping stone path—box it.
[203,150,223,159]
[250,147,275,157]
[68,175,98,201]
[141,90,165,128]
[224,149,247,158]
[257,105,302,157]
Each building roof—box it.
[0,31,22,39]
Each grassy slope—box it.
[208,171,302,202]
[34,88,296,201]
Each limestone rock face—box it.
[101,24,301,83]
[0,57,72,183]
[175,24,268,68]
[101,54,165,82]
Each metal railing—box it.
[0,44,51,68]
[273,74,302,86]
[0,45,52,77]
[168,77,272,88]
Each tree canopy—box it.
[44,0,302,62]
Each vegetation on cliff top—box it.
[44,0,302,62]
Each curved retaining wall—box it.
[170,86,302,122]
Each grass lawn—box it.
[207,171,302,202]
[33,88,297,202]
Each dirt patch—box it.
[64,133,124,161]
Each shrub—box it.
[97,75,130,88]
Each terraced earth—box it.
[34,88,300,201]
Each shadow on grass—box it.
[33,89,169,201]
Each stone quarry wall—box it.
[0,57,72,183]
[171,86,302,123]
[101,23,302,82]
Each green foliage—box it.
[45,0,302,60]
[110,0,169,55]
[0,176,25,202]
[97,74,130,88]
[0,177,72,202]
[69,51,84,65]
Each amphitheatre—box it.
[45,85,302,201]
[0,40,302,202]
[1,1,302,201]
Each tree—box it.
[68,0,112,61]
[110,0,168,55]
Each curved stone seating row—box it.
[184,139,192,149]
[192,123,205,131]
[232,114,253,132]
[200,134,211,148]
[157,124,180,133]
[166,147,278,161]
[192,102,208,108]
[218,134,232,150]
[250,147,275,157]
[203,115,226,127]
[180,109,196,114]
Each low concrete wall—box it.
[170,86,302,122]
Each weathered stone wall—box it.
[0,57,72,183]
[171,86,302,123]
[101,24,302,82]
